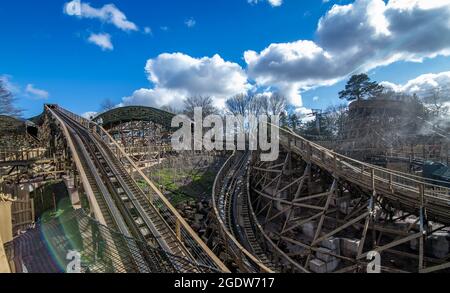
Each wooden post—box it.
[53,192,57,211]
[418,184,426,271]
[371,169,375,191]
[30,198,35,223]
[0,233,11,273]
[389,173,393,192]
[176,219,182,242]
[307,142,312,163]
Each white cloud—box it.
[64,1,138,31]
[88,33,113,51]
[25,84,49,99]
[313,96,320,102]
[122,53,251,109]
[185,18,196,28]
[118,0,450,113]
[1,76,50,100]
[144,27,152,35]
[248,0,283,7]
[295,107,315,123]
[121,88,187,109]
[0,75,20,94]
[268,0,283,7]
[381,71,450,99]
[245,0,450,106]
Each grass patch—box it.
[147,167,217,205]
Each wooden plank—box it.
[358,232,422,260]
[313,211,370,245]
[420,262,450,274]
[0,201,13,243]
[0,227,11,273]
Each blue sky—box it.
[1,0,450,118]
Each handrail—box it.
[275,125,450,196]
[270,124,450,225]
[46,106,131,273]
[45,106,107,225]
[0,148,49,163]
[292,128,448,187]
[53,106,229,273]
[211,151,273,273]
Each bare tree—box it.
[424,89,449,118]
[324,104,349,139]
[268,93,286,115]
[249,95,268,117]
[226,93,252,116]
[226,93,288,117]
[99,98,116,112]
[183,96,218,119]
[160,105,181,114]
[0,79,22,118]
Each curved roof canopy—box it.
[94,106,176,129]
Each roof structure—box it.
[0,115,26,133]
[94,106,176,130]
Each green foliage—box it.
[148,167,216,206]
[301,115,334,139]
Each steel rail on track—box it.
[208,123,450,273]
[53,107,206,272]
[52,106,209,272]
[46,105,229,273]
[212,151,274,273]
[232,153,280,272]
[47,106,137,272]
[55,109,165,273]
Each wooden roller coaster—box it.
[211,125,450,273]
[2,104,449,273]
[45,105,229,273]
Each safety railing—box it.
[0,148,49,163]
[275,126,450,223]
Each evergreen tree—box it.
[339,74,384,102]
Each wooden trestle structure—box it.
[210,126,450,273]
[1,103,449,273]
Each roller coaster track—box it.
[212,151,278,273]
[46,105,228,273]
[213,125,450,273]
